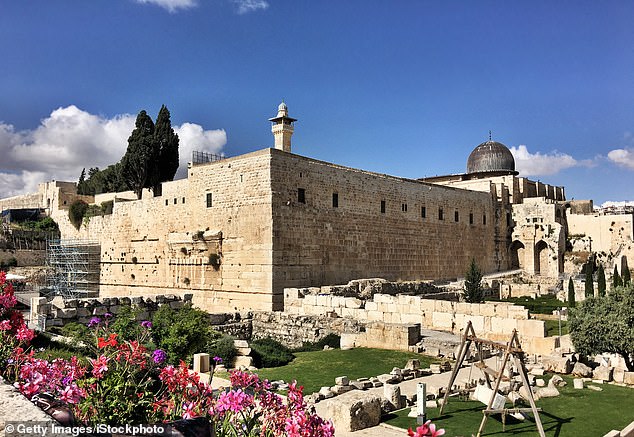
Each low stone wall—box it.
[251,311,364,349]
[288,278,456,300]
[31,293,193,329]
[284,284,550,354]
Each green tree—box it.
[613,265,623,289]
[464,258,484,303]
[77,168,88,195]
[597,264,606,297]
[153,105,180,190]
[569,284,634,371]
[584,262,594,298]
[68,200,89,229]
[623,258,631,286]
[568,277,575,308]
[121,110,157,199]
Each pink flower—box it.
[182,402,196,419]
[0,320,11,330]
[216,389,254,414]
[59,384,84,404]
[407,420,445,437]
[90,355,110,379]
[15,325,35,342]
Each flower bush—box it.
[7,311,335,435]
[0,271,35,380]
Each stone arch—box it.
[509,240,525,270]
[534,240,549,275]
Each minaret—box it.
[269,101,296,152]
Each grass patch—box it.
[255,348,437,395]
[544,319,569,337]
[385,376,634,436]
[492,295,565,315]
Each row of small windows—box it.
[295,188,487,225]
[166,197,186,206]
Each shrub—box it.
[208,253,221,269]
[68,200,89,229]
[110,306,145,342]
[293,333,341,352]
[250,338,295,368]
[151,304,220,365]
[60,322,93,348]
[206,335,237,366]
[100,200,114,215]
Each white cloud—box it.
[0,105,226,199]
[509,145,588,177]
[134,0,197,13]
[174,123,226,178]
[607,148,634,170]
[233,0,269,14]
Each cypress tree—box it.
[613,265,622,289]
[154,105,180,188]
[121,110,156,199]
[624,267,631,287]
[464,258,484,303]
[77,168,87,195]
[597,265,606,297]
[584,262,594,298]
[568,277,575,308]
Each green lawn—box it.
[492,295,565,315]
[544,319,569,337]
[385,376,634,436]
[255,348,437,395]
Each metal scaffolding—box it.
[46,239,101,299]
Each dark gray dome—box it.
[467,141,516,174]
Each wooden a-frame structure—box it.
[439,321,546,437]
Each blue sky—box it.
[1,1,633,204]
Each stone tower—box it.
[269,102,296,152]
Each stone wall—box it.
[39,148,505,313]
[283,282,550,354]
[269,149,498,291]
[0,192,41,212]
[50,150,277,312]
[251,311,364,349]
[567,211,634,271]
[31,293,193,329]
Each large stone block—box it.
[432,312,454,330]
[383,384,403,410]
[344,298,363,309]
[541,355,572,374]
[593,366,613,382]
[324,392,381,432]
[490,317,518,334]
[517,319,546,338]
